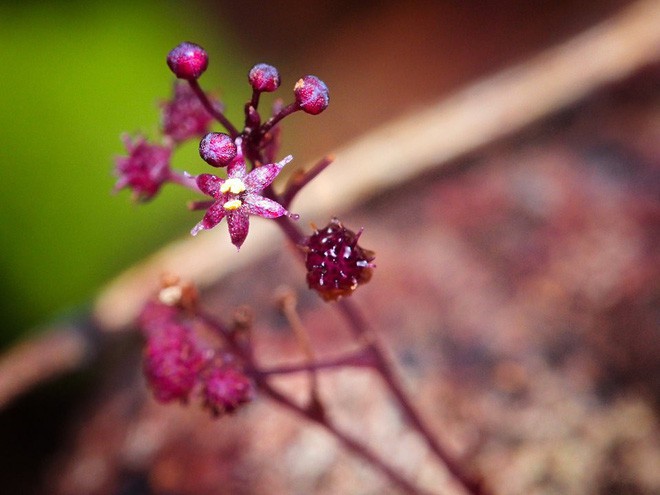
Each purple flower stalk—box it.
[190,138,293,249]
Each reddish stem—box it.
[195,311,430,495]
[270,213,489,495]
[188,79,240,139]
[257,378,435,495]
[337,299,490,495]
[255,347,376,376]
[260,102,300,134]
[281,155,335,209]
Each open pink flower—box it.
[191,139,292,249]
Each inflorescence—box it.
[115,42,375,415]
[111,42,487,495]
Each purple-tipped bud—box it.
[167,42,208,80]
[248,63,281,92]
[199,132,237,167]
[294,75,329,115]
[305,218,375,301]
[202,367,253,416]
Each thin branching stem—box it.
[188,79,240,138]
[195,310,431,495]
[254,347,376,376]
[257,378,435,495]
[281,155,335,209]
[270,211,489,495]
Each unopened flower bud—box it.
[248,63,281,92]
[199,132,237,167]
[294,75,329,115]
[167,42,208,80]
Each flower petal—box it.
[226,209,250,249]
[242,193,287,218]
[196,174,224,197]
[226,156,247,180]
[244,164,280,191]
[244,155,292,191]
[191,201,226,235]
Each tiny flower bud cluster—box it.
[114,135,172,201]
[116,41,330,249]
[139,296,253,415]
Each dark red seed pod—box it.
[304,218,375,301]
[248,63,281,92]
[167,42,208,80]
[294,75,329,115]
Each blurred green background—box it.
[0,1,249,346]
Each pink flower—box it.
[202,366,253,416]
[142,321,204,403]
[161,82,220,143]
[191,139,292,249]
[114,135,172,201]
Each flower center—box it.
[223,199,242,211]
[220,178,246,195]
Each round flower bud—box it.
[294,75,329,115]
[167,42,208,80]
[199,132,237,167]
[248,63,281,92]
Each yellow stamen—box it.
[220,178,246,194]
[223,199,242,211]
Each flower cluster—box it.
[115,41,330,250]
[117,42,376,416]
[139,283,253,415]
[108,40,495,495]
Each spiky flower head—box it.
[114,135,172,201]
[142,321,204,403]
[305,218,375,301]
[202,366,253,416]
